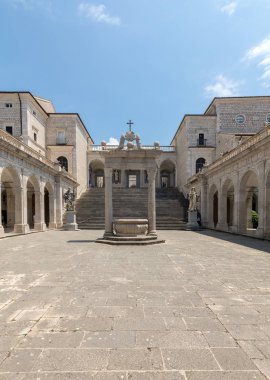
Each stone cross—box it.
[127,120,134,131]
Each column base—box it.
[148,230,157,237]
[48,222,57,229]
[34,222,47,232]
[216,222,228,231]
[0,225,4,237]
[103,231,113,238]
[14,224,29,234]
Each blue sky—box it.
[1,0,270,144]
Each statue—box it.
[63,188,75,211]
[118,134,125,150]
[135,135,141,149]
[188,187,197,211]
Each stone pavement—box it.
[0,230,269,379]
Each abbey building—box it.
[0,91,269,239]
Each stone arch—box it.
[26,175,40,229]
[57,156,68,172]
[89,160,105,188]
[159,159,176,188]
[208,183,219,228]
[196,157,206,173]
[239,170,259,232]
[221,179,235,228]
[1,166,22,232]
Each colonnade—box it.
[199,165,270,239]
[0,166,64,236]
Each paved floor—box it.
[0,230,269,379]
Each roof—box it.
[204,95,270,115]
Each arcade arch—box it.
[89,160,105,188]
[221,179,235,228]
[209,183,219,228]
[159,159,176,188]
[239,170,259,232]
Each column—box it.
[34,184,46,231]
[104,168,113,236]
[148,168,157,236]
[0,183,4,236]
[216,180,227,231]
[257,161,266,238]
[55,177,63,228]
[200,177,208,227]
[14,185,29,234]
[49,187,57,229]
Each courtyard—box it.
[0,230,269,379]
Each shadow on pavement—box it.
[194,229,270,254]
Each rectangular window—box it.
[198,133,205,146]
[6,126,13,135]
[34,132,37,142]
[57,131,66,145]
[33,110,36,116]
[5,103,12,108]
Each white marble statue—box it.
[188,187,197,211]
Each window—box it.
[57,156,68,171]
[5,103,12,108]
[196,157,206,173]
[34,132,37,142]
[33,111,36,116]
[6,126,13,135]
[198,133,205,146]
[113,170,121,184]
[266,114,270,123]
[57,131,66,145]
[235,115,245,124]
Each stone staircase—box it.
[75,187,188,230]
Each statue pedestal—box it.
[187,210,199,230]
[64,211,78,231]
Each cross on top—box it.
[127,120,134,131]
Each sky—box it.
[1,0,270,145]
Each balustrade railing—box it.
[88,145,175,152]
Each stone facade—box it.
[1,91,270,240]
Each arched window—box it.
[57,156,68,172]
[196,157,205,173]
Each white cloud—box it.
[107,137,119,145]
[205,74,242,97]
[78,3,121,26]
[244,36,270,86]
[221,2,238,15]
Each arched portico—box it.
[0,167,29,234]
[44,182,56,228]
[159,159,176,188]
[89,160,105,188]
[239,170,259,234]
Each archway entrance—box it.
[159,160,176,188]
[89,160,105,188]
